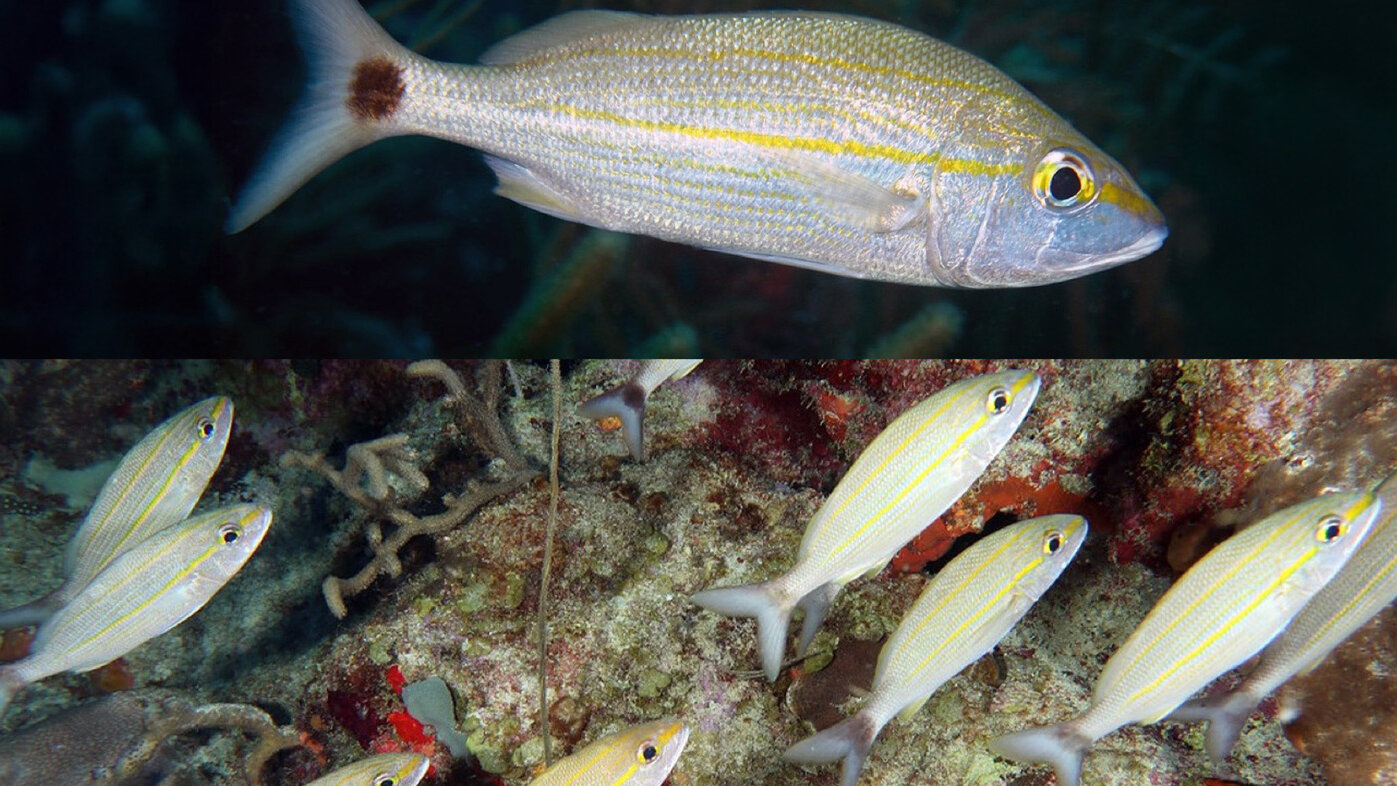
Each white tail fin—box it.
[1167,691,1255,769]
[225,0,414,232]
[690,580,793,681]
[989,722,1091,786]
[0,667,23,720]
[579,382,647,461]
[0,593,61,631]
[783,710,881,786]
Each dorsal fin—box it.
[479,10,646,65]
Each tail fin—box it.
[794,581,840,658]
[579,382,647,461]
[0,667,23,720]
[783,711,881,786]
[0,593,61,631]
[1166,691,1255,769]
[690,580,793,681]
[989,723,1091,786]
[225,0,414,232]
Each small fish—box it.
[226,0,1166,287]
[307,752,430,786]
[0,504,272,719]
[785,515,1086,786]
[989,491,1382,786]
[528,718,689,786]
[0,397,234,631]
[1168,470,1397,767]
[579,360,701,461]
[692,369,1039,680]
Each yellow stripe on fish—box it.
[692,369,1039,681]
[0,397,233,631]
[306,752,430,786]
[1170,469,1397,767]
[989,490,1381,786]
[0,504,272,719]
[225,0,1166,288]
[528,719,689,786]
[784,515,1087,786]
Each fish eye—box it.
[1316,515,1346,543]
[196,417,216,440]
[986,387,1012,415]
[637,740,659,763]
[1043,531,1063,555]
[1033,148,1096,210]
[372,776,397,786]
[218,523,242,545]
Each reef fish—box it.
[0,397,233,631]
[785,514,1087,786]
[579,359,701,461]
[0,504,272,719]
[528,719,689,786]
[307,752,430,786]
[989,491,1382,786]
[1168,470,1397,767]
[225,0,1167,287]
[692,369,1040,680]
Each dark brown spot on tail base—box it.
[347,57,404,121]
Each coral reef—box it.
[1,360,1394,785]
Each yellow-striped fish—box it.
[692,369,1039,680]
[307,752,430,786]
[579,359,701,461]
[989,491,1381,786]
[785,515,1086,786]
[528,719,689,786]
[0,397,234,631]
[1168,470,1397,768]
[225,0,1166,287]
[0,504,271,719]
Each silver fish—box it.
[0,397,233,630]
[579,359,701,461]
[785,515,1087,786]
[692,369,1040,680]
[528,718,689,786]
[1168,470,1397,767]
[307,752,430,786]
[0,504,272,719]
[226,0,1166,287]
[989,491,1381,786]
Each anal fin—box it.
[483,155,590,224]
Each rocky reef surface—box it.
[0,359,1393,785]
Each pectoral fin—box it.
[765,149,927,234]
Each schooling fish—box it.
[692,369,1039,681]
[226,0,1166,287]
[0,397,233,631]
[307,752,430,786]
[0,504,272,719]
[989,491,1381,786]
[528,718,689,786]
[785,514,1087,786]
[579,359,701,461]
[1168,470,1397,768]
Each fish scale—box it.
[226,0,1166,287]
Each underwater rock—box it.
[1280,605,1397,786]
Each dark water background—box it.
[1,0,1393,356]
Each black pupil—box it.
[223,529,239,544]
[643,745,657,761]
[200,422,214,437]
[1049,165,1081,202]
[1047,535,1060,553]
[1324,523,1341,541]
[992,393,1008,412]
[375,779,395,786]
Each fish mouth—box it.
[1037,223,1169,276]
